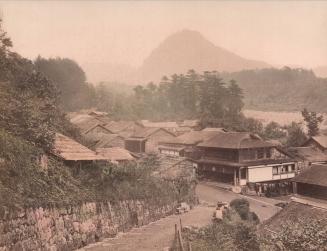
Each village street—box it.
[80,183,281,251]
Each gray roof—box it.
[288,147,327,162]
[311,136,327,148]
[161,130,225,146]
[198,132,275,149]
[293,164,327,187]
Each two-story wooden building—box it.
[196,132,297,195]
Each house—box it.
[293,164,327,200]
[105,121,144,138]
[140,120,179,134]
[196,132,297,195]
[70,114,107,133]
[95,147,135,164]
[287,146,327,170]
[52,133,106,166]
[158,129,226,158]
[302,135,327,152]
[86,133,125,149]
[178,119,201,130]
[125,127,176,153]
[82,123,113,136]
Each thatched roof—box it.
[288,146,327,162]
[96,147,134,162]
[198,132,274,149]
[82,123,113,135]
[293,164,327,187]
[52,133,106,161]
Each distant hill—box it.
[137,29,270,83]
[221,67,327,112]
[313,66,327,78]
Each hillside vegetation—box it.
[222,67,327,112]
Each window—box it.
[272,166,279,175]
[243,149,256,160]
[257,148,264,159]
[291,164,296,172]
[266,148,272,158]
[282,165,288,173]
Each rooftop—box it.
[288,146,327,162]
[293,164,327,187]
[309,135,327,148]
[198,132,275,149]
[96,147,134,162]
[52,133,106,161]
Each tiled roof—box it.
[160,130,225,146]
[198,132,275,149]
[311,136,327,148]
[288,147,327,162]
[96,147,134,161]
[293,164,327,187]
[52,133,106,161]
[133,127,175,138]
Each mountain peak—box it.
[138,30,270,83]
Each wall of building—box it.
[145,131,176,153]
[0,200,177,251]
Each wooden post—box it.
[233,168,237,186]
[180,218,183,232]
[178,230,185,251]
[175,223,178,239]
[188,242,192,251]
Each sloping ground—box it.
[259,201,327,234]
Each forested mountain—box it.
[137,30,270,83]
[221,67,327,112]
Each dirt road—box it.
[80,182,281,251]
[78,205,213,251]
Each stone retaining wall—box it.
[0,200,177,251]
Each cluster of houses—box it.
[54,110,327,200]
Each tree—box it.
[263,121,287,139]
[301,108,323,136]
[35,57,96,111]
[286,122,307,147]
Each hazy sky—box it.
[1,1,327,69]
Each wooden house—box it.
[287,146,327,170]
[105,121,144,138]
[86,133,125,149]
[125,128,176,153]
[293,164,327,200]
[52,133,106,166]
[196,132,297,195]
[95,147,135,164]
[82,123,113,136]
[140,120,179,134]
[302,135,327,152]
[158,129,226,158]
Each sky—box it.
[1,1,327,72]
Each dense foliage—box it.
[35,57,96,111]
[301,108,323,137]
[222,67,327,112]
[172,199,260,251]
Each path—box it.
[80,182,281,250]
